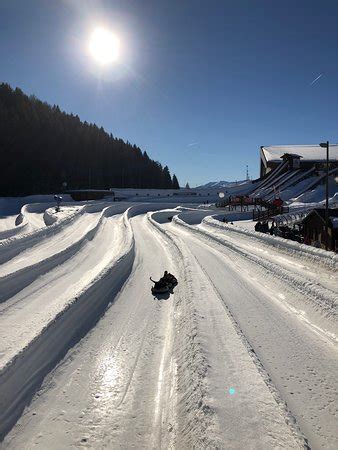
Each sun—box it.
[89,28,120,64]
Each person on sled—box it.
[150,271,178,295]
[162,270,177,285]
[151,277,167,288]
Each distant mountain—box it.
[196,180,248,189]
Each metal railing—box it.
[252,206,289,222]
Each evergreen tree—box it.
[0,83,176,195]
[162,166,172,188]
[185,182,190,189]
[172,174,180,189]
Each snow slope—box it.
[2,212,303,450]
[196,180,248,189]
[168,215,337,449]
[0,200,337,449]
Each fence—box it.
[252,206,289,222]
[216,197,270,211]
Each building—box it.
[66,190,113,201]
[302,208,338,252]
[260,144,338,177]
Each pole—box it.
[325,141,329,251]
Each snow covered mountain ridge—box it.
[196,180,248,189]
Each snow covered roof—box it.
[261,145,338,162]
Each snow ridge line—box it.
[190,253,310,449]
[0,204,130,303]
[0,205,85,264]
[0,208,136,440]
[148,213,220,449]
[173,216,338,322]
[203,215,337,271]
[0,199,113,247]
[0,215,27,240]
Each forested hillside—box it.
[0,83,180,196]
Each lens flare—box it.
[89,28,120,64]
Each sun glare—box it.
[89,28,120,64]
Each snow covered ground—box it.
[0,199,337,449]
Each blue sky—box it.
[1,0,337,186]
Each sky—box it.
[1,0,338,186]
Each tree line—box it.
[0,83,180,196]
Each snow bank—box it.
[148,211,307,448]
[0,204,131,302]
[205,215,337,271]
[0,216,16,232]
[0,198,112,241]
[0,202,187,438]
[0,208,135,439]
[0,195,74,216]
[0,200,120,264]
[150,206,252,227]
[0,203,51,240]
[176,210,218,225]
[147,212,220,448]
[151,209,180,224]
[172,215,337,320]
[43,206,77,226]
[151,208,220,226]
[175,210,252,225]
[0,215,27,240]
[126,202,179,218]
[0,205,84,265]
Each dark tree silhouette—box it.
[162,166,173,189]
[0,83,176,196]
[172,174,180,189]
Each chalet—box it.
[302,208,338,252]
[260,145,338,177]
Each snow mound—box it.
[203,215,337,270]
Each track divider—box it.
[0,204,85,264]
[172,215,337,321]
[147,211,221,448]
[202,215,337,271]
[0,215,27,241]
[0,204,130,302]
[0,207,135,440]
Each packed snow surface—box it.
[0,199,337,449]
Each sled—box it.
[150,277,170,294]
[151,284,171,294]
[150,276,178,294]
